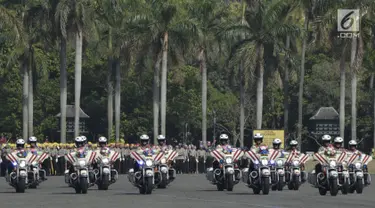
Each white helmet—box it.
[16,139,25,145]
[219,134,229,140]
[348,140,357,146]
[75,136,83,142]
[81,136,87,141]
[157,135,166,140]
[322,135,331,141]
[289,140,298,146]
[28,136,37,143]
[273,138,282,145]
[98,136,107,143]
[254,133,263,139]
[140,134,149,140]
[334,137,343,143]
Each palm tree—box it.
[187,0,229,145]
[56,0,93,138]
[226,0,299,131]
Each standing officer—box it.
[189,145,197,173]
[197,146,206,173]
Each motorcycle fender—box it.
[356,171,364,178]
[160,166,168,174]
[329,170,338,178]
[19,170,27,177]
[145,169,154,177]
[80,169,88,177]
[261,168,270,176]
[277,169,285,176]
[102,167,110,174]
[293,169,301,176]
[226,167,234,174]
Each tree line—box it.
[0,0,375,150]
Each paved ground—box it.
[0,174,374,208]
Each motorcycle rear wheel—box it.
[158,173,168,189]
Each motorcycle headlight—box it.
[79,160,86,167]
[102,158,109,164]
[161,158,167,164]
[276,160,283,167]
[145,159,153,167]
[293,160,299,167]
[19,160,26,168]
[261,159,268,166]
[329,161,336,168]
[355,162,362,169]
[225,157,233,164]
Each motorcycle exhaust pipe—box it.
[70,173,78,180]
[214,169,221,176]
[134,172,142,180]
[250,171,258,179]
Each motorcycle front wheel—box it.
[80,177,89,194]
[262,177,270,195]
[16,177,26,193]
[145,177,153,194]
[226,174,234,191]
[356,179,364,194]
[329,179,338,196]
[157,173,168,189]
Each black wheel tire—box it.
[277,177,284,191]
[16,178,26,193]
[80,178,88,194]
[216,183,224,191]
[356,180,364,194]
[262,178,270,195]
[329,179,338,196]
[145,177,153,194]
[253,188,261,194]
[341,181,349,195]
[227,174,234,191]
[158,173,167,189]
[319,187,327,195]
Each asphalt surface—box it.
[0,174,374,208]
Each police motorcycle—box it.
[206,146,243,191]
[5,150,46,193]
[64,149,97,194]
[270,152,286,191]
[93,149,120,190]
[128,148,162,194]
[284,152,310,190]
[27,152,49,189]
[156,149,178,188]
[242,145,281,195]
[346,150,372,194]
[313,146,347,196]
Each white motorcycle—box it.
[156,149,178,189]
[27,152,49,189]
[93,150,120,190]
[285,153,310,190]
[271,156,286,191]
[64,150,97,194]
[346,152,372,194]
[128,150,162,194]
[242,149,281,195]
[206,147,243,191]
[5,151,32,193]
[313,151,346,196]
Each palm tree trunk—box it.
[256,42,264,129]
[74,30,83,138]
[199,49,207,145]
[239,61,245,147]
[160,31,169,136]
[28,56,33,137]
[239,0,246,147]
[339,46,346,138]
[283,35,290,139]
[115,59,121,143]
[60,37,67,143]
[370,73,375,148]
[350,38,357,140]
[22,57,29,140]
[297,15,309,149]
[153,51,162,144]
[107,28,113,140]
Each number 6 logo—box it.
[341,11,354,30]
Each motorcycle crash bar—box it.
[70,173,78,180]
[250,171,258,179]
[214,169,222,176]
[93,169,100,176]
[134,172,142,180]
[10,172,17,180]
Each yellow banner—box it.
[253,130,285,148]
